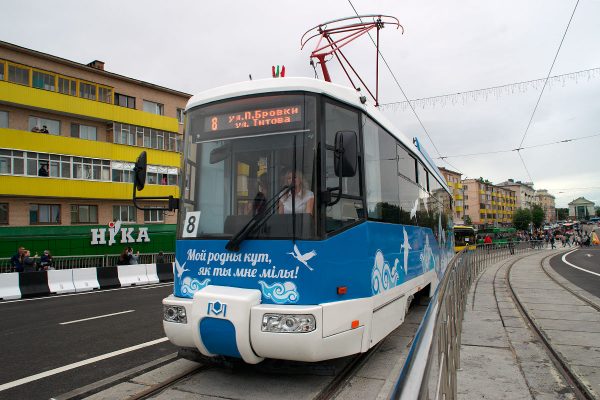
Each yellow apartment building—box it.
[0,41,190,256]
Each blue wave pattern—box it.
[180,277,211,296]
[372,250,400,295]
[258,281,299,304]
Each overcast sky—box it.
[2,0,599,209]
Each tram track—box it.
[127,344,383,400]
[505,252,596,400]
[77,302,425,400]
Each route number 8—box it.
[182,211,201,238]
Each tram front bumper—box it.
[163,293,365,363]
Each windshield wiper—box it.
[225,184,294,252]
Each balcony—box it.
[0,80,179,132]
[455,206,463,212]
[0,128,180,167]
[0,175,178,200]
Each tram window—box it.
[364,122,400,223]
[397,145,416,182]
[417,162,427,191]
[324,102,360,196]
[325,102,363,233]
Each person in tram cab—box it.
[249,174,268,216]
[278,170,314,216]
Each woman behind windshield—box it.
[278,170,314,216]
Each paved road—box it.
[549,247,600,297]
[0,283,175,400]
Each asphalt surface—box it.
[549,247,600,298]
[0,283,175,400]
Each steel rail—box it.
[506,252,595,400]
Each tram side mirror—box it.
[334,131,357,177]
[210,143,231,164]
[134,151,147,191]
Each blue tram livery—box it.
[159,77,454,363]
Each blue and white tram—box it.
[161,77,455,364]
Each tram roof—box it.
[186,77,449,192]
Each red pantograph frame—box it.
[301,15,402,106]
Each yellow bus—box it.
[454,225,476,252]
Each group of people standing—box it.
[10,247,54,272]
[117,246,140,265]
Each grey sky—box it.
[2,0,599,208]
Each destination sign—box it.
[204,105,302,132]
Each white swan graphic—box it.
[410,198,419,220]
[401,227,412,274]
[287,244,316,271]
[174,259,189,278]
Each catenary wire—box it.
[347,0,446,167]
[517,0,580,149]
[435,132,600,159]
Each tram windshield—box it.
[454,227,475,246]
[181,94,318,240]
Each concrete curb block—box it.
[0,264,173,301]
[0,272,21,300]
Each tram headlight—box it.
[163,305,187,324]
[261,313,316,333]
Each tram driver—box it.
[279,170,314,216]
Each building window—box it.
[28,116,60,135]
[79,82,96,100]
[71,123,97,141]
[58,76,77,96]
[8,64,29,85]
[0,110,8,128]
[144,208,164,223]
[143,100,164,115]
[30,204,60,224]
[177,108,184,124]
[111,161,134,183]
[115,93,136,109]
[98,86,112,103]
[71,204,98,224]
[0,61,4,80]
[113,123,135,146]
[113,205,137,223]
[32,70,56,91]
[0,203,7,224]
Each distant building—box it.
[437,167,464,222]
[0,40,190,256]
[568,197,595,220]
[534,189,556,223]
[462,178,516,228]
[497,179,535,210]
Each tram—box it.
[454,225,476,252]
[138,77,454,364]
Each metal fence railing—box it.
[391,240,542,400]
[0,252,175,274]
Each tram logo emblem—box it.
[207,301,227,317]
[287,244,317,271]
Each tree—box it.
[531,204,545,228]
[513,208,532,231]
[596,206,600,217]
[464,215,472,225]
[557,208,569,220]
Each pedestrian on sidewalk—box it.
[10,246,25,273]
[508,237,515,255]
[550,235,555,249]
